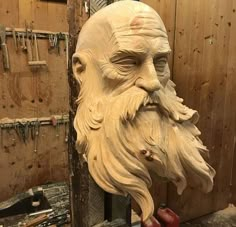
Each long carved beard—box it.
[74,80,215,221]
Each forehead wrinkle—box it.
[109,37,170,60]
[112,22,167,38]
[108,27,168,57]
[108,10,167,45]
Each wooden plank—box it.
[18,0,33,28]
[48,1,68,32]
[169,0,235,221]
[0,125,68,201]
[227,0,236,205]
[0,0,19,27]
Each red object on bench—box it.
[157,205,180,227]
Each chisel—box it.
[0,24,10,70]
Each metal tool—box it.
[64,121,68,143]
[54,34,60,55]
[37,211,69,227]
[25,214,49,227]
[0,125,3,148]
[28,208,53,217]
[64,34,68,70]
[34,121,40,153]
[22,34,27,51]
[12,28,18,51]
[17,32,21,50]
[56,121,59,138]
[28,34,47,66]
[18,122,29,143]
[0,24,10,70]
[26,33,33,63]
[48,34,54,50]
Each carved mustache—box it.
[118,89,161,121]
[142,92,160,107]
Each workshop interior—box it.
[0,0,236,227]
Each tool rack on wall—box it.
[1,25,69,70]
[0,115,69,151]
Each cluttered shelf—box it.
[0,182,70,227]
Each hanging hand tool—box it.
[12,28,18,51]
[56,121,59,138]
[17,32,21,50]
[28,34,47,66]
[34,121,40,153]
[64,121,68,143]
[18,122,29,144]
[65,34,68,70]
[0,125,3,148]
[48,34,54,51]
[26,33,33,63]
[19,33,24,50]
[54,34,60,55]
[22,34,27,51]
[31,122,35,140]
[0,24,10,70]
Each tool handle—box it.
[1,43,10,69]
[34,34,39,61]
[12,29,18,51]
[25,214,48,227]
[26,38,33,61]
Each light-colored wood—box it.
[139,0,177,214]
[0,1,19,27]
[141,0,176,74]
[73,1,215,223]
[169,0,236,221]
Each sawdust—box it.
[181,204,236,227]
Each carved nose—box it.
[135,61,162,92]
[135,78,161,92]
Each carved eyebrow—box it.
[154,50,171,58]
[110,49,147,60]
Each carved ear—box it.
[72,53,86,82]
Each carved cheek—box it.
[158,65,170,87]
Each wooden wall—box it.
[0,0,68,201]
[143,0,236,222]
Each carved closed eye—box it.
[153,56,168,76]
[110,56,140,71]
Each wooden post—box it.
[67,1,104,227]
[67,1,131,226]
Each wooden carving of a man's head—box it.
[73,1,215,222]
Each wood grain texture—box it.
[0,125,68,201]
[139,0,177,215]
[0,0,68,202]
[227,0,236,206]
[169,0,236,221]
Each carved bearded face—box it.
[73,1,215,222]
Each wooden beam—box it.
[67,1,132,226]
[67,1,104,226]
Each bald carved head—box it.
[73,1,215,222]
